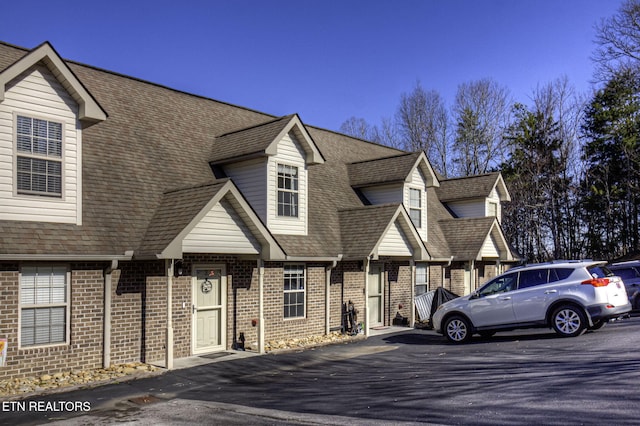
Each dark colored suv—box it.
[607,261,640,311]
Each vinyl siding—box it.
[224,158,268,222]
[480,233,499,258]
[404,167,427,241]
[360,183,403,205]
[183,198,260,254]
[486,188,502,221]
[0,64,80,224]
[378,221,413,257]
[446,199,485,219]
[268,132,307,235]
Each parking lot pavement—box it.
[2,319,639,425]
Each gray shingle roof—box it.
[0,40,514,263]
[438,217,497,261]
[210,114,296,163]
[347,152,421,187]
[436,172,501,202]
[338,204,403,260]
[137,182,229,257]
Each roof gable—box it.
[139,180,285,260]
[338,204,429,261]
[210,114,324,165]
[437,172,510,203]
[347,151,439,188]
[438,217,516,261]
[0,41,106,124]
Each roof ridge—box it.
[440,171,498,182]
[215,114,297,138]
[348,151,417,166]
[338,203,400,213]
[163,179,229,195]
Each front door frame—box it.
[368,264,384,328]
[191,263,227,354]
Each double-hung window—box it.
[16,115,63,197]
[277,164,298,217]
[409,188,421,228]
[415,263,428,296]
[283,264,305,319]
[20,266,68,347]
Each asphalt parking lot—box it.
[4,315,640,425]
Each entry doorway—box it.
[368,265,384,327]
[192,265,226,354]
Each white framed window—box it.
[283,264,305,319]
[20,265,69,347]
[488,202,498,217]
[409,188,422,228]
[277,164,298,217]
[416,263,428,296]
[16,115,63,197]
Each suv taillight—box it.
[581,278,610,287]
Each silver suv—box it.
[432,261,631,343]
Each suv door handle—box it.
[544,290,558,294]
[500,297,512,300]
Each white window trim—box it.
[18,265,71,349]
[13,112,66,200]
[409,187,422,228]
[283,264,306,319]
[276,163,299,219]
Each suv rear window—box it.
[551,268,573,281]
[587,265,614,278]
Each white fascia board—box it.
[493,174,511,202]
[0,42,107,123]
[265,115,324,164]
[407,152,439,188]
[371,205,430,261]
[160,181,285,260]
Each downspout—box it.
[258,259,265,354]
[364,257,370,337]
[325,259,339,335]
[470,259,476,293]
[443,256,453,289]
[165,259,174,370]
[410,260,415,327]
[103,259,118,369]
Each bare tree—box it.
[452,78,511,176]
[593,0,640,79]
[339,117,378,141]
[395,81,451,176]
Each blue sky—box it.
[0,0,624,132]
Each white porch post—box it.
[364,257,370,337]
[258,259,265,354]
[103,259,117,368]
[410,260,415,327]
[166,259,174,370]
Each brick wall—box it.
[386,261,412,324]
[0,263,105,381]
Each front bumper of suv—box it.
[587,302,632,322]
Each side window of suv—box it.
[478,272,518,297]
[518,269,549,289]
[549,268,573,282]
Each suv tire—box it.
[444,315,472,343]
[551,305,586,337]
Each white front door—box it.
[192,265,226,354]
[368,265,384,327]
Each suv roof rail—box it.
[609,260,640,266]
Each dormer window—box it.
[277,163,298,217]
[16,115,62,197]
[409,188,422,228]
